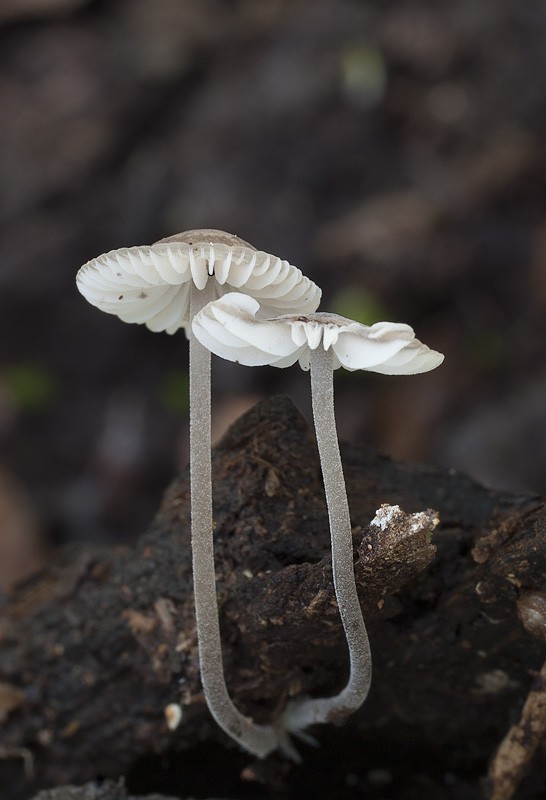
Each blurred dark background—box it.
[1,0,546,589]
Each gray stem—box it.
[189,283,278,758]
[284,346,372,732]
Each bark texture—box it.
[1,395,546,800]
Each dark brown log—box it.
[1,395,546,800]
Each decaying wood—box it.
[1,395,546,800]
[486,657,546,800]
[30,778,177,800]
[485,594,546,800]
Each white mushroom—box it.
[76,232,321,759]
[192,292,444,745]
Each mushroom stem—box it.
[284,345,372,732]
[188,283,278,758]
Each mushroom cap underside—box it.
[76,236,321,334]
[192,292,445,374]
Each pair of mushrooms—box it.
[76,230,444,760]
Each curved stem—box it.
[284,346,372,732]
[189,283,278,758]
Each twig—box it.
[486,658,546,800]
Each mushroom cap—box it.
[192,292,445,373]
[76,230,321,334]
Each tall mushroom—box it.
[192,291,444,742]
[76,231,321,758]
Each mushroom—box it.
[76,231,321,758]
[192,291,444,742]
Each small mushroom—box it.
[76,232,321,759]
[192,292,444,745]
